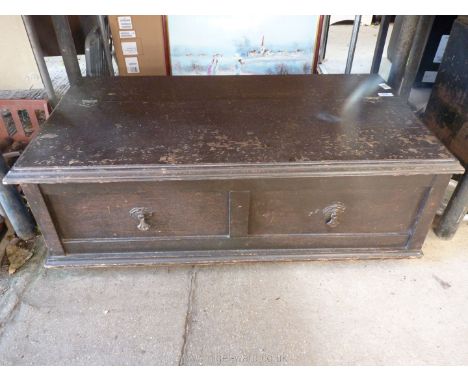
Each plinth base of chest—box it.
[44,248,423,268]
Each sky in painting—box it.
[168,16,318,55]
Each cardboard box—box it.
[109,15,168,76]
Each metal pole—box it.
[22,16,58,107]
[370,15,390,74]
[0,156,35,240]
[51,15,82,86]
[435,172,468,240]
[345,15,362,74]
[319,15,331,63]
[387,15,403,62]
[399,16,435,99]
[97,15,114,76]
[387,15,420,90]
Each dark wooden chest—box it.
[4,75,463,267]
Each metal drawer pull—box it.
[323,202,346,228]
[129,207,152,231]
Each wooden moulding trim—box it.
[3,159,464,184]
[44,248,423,268]
[62,231,409,244]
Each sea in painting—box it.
[168,16,319,75]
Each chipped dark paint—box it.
[8,74,457,173]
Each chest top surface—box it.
[6,75,462,183]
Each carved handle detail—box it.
[322,202,346,228]
[129,207,152,231]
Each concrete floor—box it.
[0,223,467,365]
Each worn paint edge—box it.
[3,159,464,184]
[44,248,422,268]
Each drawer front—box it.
[42,182,229,239]
[248,177,425,235]
[40,175,434,254]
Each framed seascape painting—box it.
[167,16,320,76]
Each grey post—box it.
[370,15,390,74]
[51,15,82,85]
[22,15,58,107]
[399,16,435,99]
[387,16,420,91]
[345,16,362,74]
[435,172,468,239]
[0,156,35,240]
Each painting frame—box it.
[165,16,323,76]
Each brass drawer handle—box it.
[129,207,152,231]
[323,202,346,228]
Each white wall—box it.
[330,15,374,26]
[0,16,43,90]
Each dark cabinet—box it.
[4,75,463,267]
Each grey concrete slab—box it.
[0,224,466,365]
[183,224,468,365]
[0,239,192,365]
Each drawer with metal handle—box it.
[35,174,438,259]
